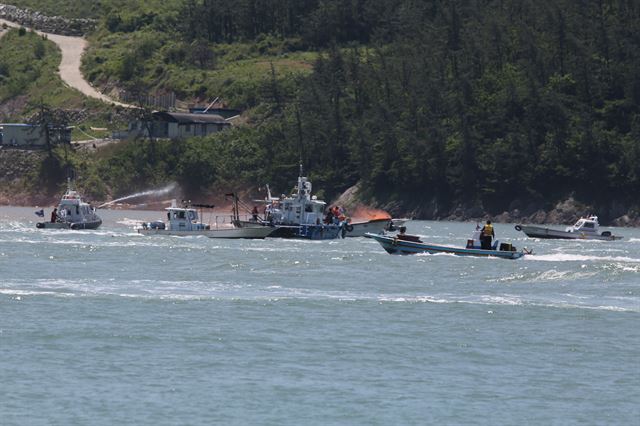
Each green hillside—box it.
[1,1,640,220]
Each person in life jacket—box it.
[480,220,495,250]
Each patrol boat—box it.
[36,180,102,230]
[514,216,622,241]
[138,200,274,239]
[249,169,345,240]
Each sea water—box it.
[0,206,638,425]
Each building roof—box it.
[0,123,38,127]
[152,111,229,125]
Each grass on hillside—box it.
[0,28,128,137]
[82,30,317,108]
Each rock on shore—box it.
[0,4,95,36]
[334,183,640,227]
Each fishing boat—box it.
[138,200,274,239]
[514,216,622,241]
[245,168,346,240]
[365,228,528,259]
[36,179,102,230]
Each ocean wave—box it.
[526,253,640,263]
[3,278,636,313]
[489,269,597,283]
[0,288,77,297]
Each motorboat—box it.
[36,180,102,230]
[138,200,274,239]
[387,218,409,231]
[365,228,529,259]
[344,218,391,237]
[246,168,346,240]
[345,217,410,237]
[514,216,622,241]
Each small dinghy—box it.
[365,227,529,259]
[515,216,622,241]
[344,218,410,237]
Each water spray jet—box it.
[98,183,178,209]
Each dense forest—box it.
[3,0,640,220]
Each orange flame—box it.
[349,206,392,221]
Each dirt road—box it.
[0,18,132,108]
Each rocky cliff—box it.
[333,183,640,227]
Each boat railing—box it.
[206,214,257,229]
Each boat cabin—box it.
[164,207,210,231]
[566,216,599,233]
[269,176,326,225]
[56,191,97,223]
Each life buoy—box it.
[345,224,354,232]
[514,225,522,231]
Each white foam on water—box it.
[537,269,596,281]
[0,288,77,297]
[527,253,640,263]
[373,293,638,312]
[415,251,458,258]
[3,277,636,313]
[617,265,640,272]
[116,218,148,227]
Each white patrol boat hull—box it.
[138,225,274,239]
[515,224,622,241]
[36,219,102,230]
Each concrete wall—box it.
[0,125,45,146]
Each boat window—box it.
[583,222,595,228]
[305,204,313,212]
[178,211,186,219]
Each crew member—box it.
[480,220,495,249]
[324,208,334,225]
[251,206,259,222]
[50,207,58,223]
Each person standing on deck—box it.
[480,220,495,249]
[50,208,58,223]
